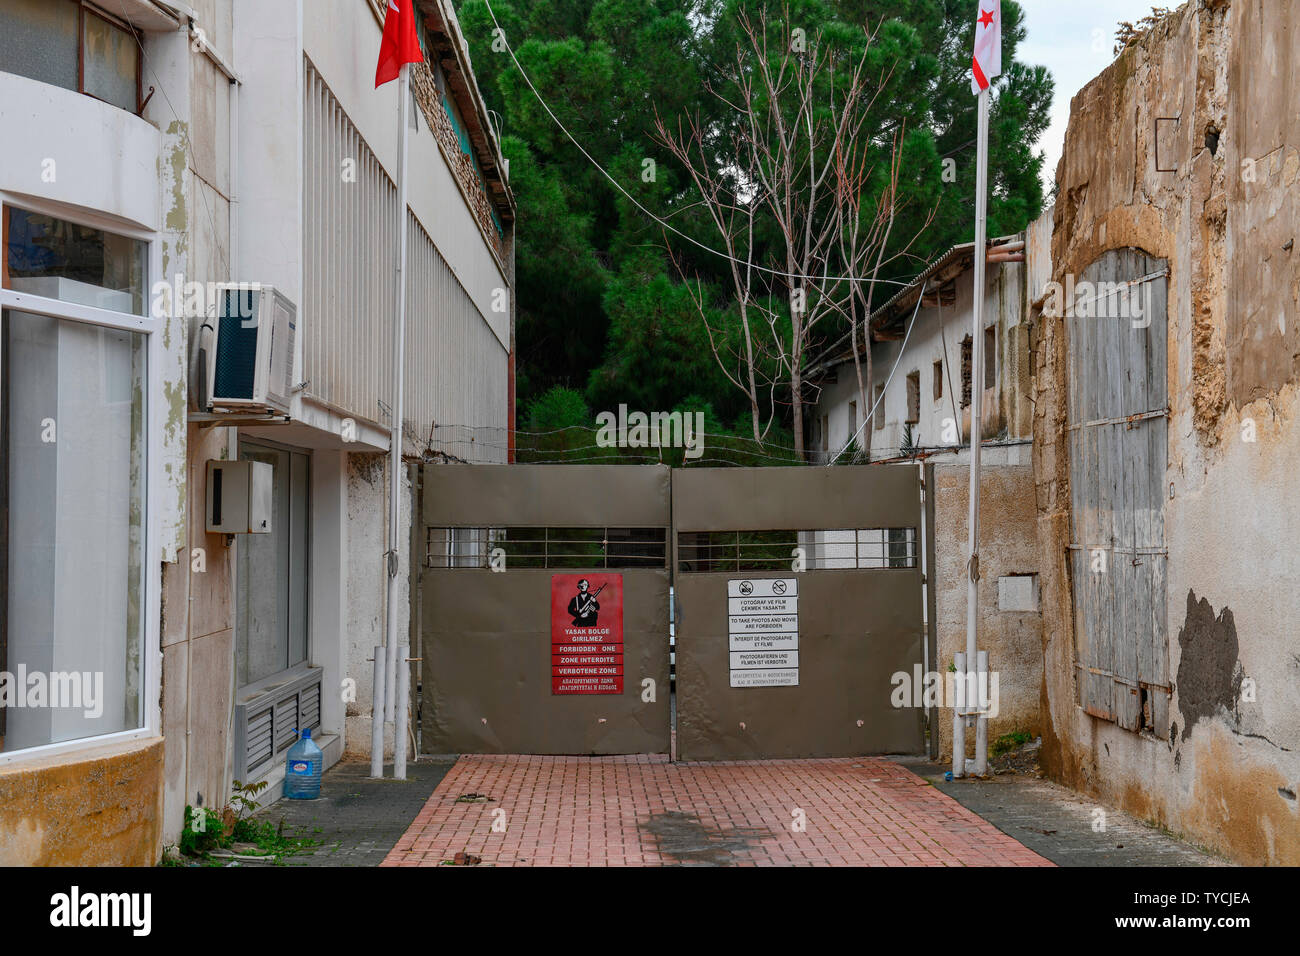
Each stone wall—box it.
[1035,0,1300,864]
[933,464,1043,760]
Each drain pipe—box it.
[370,646,385,778]
[394,642,410,779]
[952,652,965,779]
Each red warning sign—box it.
[551,573,624,695]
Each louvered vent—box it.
[234,668,324,781]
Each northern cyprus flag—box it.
[970,0,1002,95]
[375,0,423,88]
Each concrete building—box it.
[1033,0,1299,865]
[804,234,1036,467]
[0,0,513,865]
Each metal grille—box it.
[676,528,918,573]
[213,289,258,398]
[233,669,323,780]
[303,60,508,455]
[303,59,396,427]
[404,215,508,461]
[245,707,274,772]
[426,527,668,569]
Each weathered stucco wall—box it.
[934,465,1042,759]
[154,11,237,847]
[0,739,164,866]
[343,454,411,758]
[1036,0,1300,864]
[161,425,236,847]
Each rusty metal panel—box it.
[672,466,925,759]
[423,464,670,528]
[418,463,670,754]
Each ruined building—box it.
[1033,0,1299,864]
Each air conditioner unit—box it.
[204,285,297,415]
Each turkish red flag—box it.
[375,0,423,88]
[970,0,1002,95]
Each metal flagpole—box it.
[956,84,991,779]
[382,60,413,779]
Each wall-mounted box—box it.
[998,574,1040,612]
[206,460,273,534]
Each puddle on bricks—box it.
[640,810,772,866]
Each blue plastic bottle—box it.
[283,728,323,799]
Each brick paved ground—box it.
[382,754,1052,867]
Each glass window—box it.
[236,442,310,688]
[984,326,997,390]
[1,308,147,753]
[5,206,147,316]
[0,0,140,115]
[83,9,139,113]
[0,0,79,93]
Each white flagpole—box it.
[383,60,413,779]
[956,84,991,779]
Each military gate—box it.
[416,463,930,759]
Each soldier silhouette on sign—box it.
[567,579,603,627]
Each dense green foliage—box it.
[456,0,1052,456]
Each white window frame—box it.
[0,192,163,765]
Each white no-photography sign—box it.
[728,578,798,687]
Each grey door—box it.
[672,466,927,759]
[418,464,671,754]
[1065,249,1171,735]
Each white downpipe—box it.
[383,63,413,775]
[959,86,991,779]
[952,652,966,778]
[370,645,385,778]
[394,642,410,780]
[974,650,989,775]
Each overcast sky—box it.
[1015,1,1167,185]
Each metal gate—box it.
[672,466,926,759]
[415,462,927,758]
[418,464,672,754]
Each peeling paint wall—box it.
[342,454,411,757]
[1035,0,1300,864]
[148,13,240,849]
